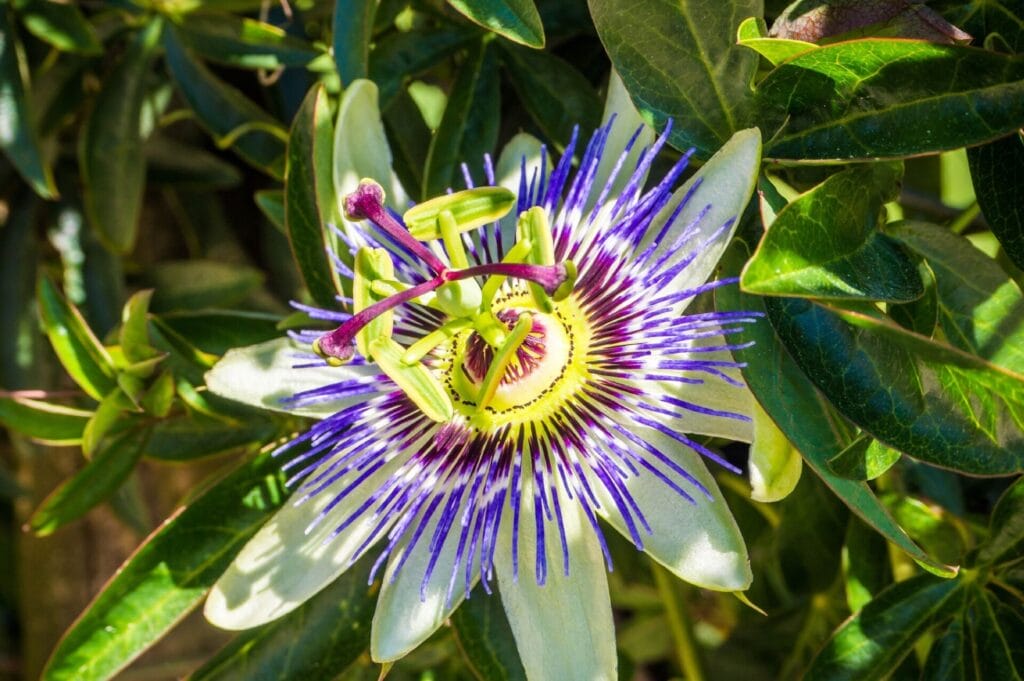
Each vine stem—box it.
[652,564,704,681]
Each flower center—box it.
[463,309,547,385]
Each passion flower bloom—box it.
[203,78,762,681]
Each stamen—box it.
[344,180,448,275]
[446,262,576,300]
[476,313,534,409]
[402,318,473,365]
[480,238,534,308]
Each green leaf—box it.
[765,297,1024,476]
[145,414,276,462]
[589,0,760,157]
[888,220,1024,374]
[758,40,1024,160]
[369,26,478,109]
[775,472,848,594]
[143,260,264,312]
[82,388,134,456]
[843,516,893,612]
[717,236,956,577]
[748,401,802,502]
[41,452,289,681]
[164,29,287,178]
[0,6,57,198]
[286,84,341,309]
[940,1,1024,53]
[968,132,1024,271]
[146,136,243,189]
[29,426,149,536]
[804,574,968,681]
[741,164,923,302]
[37,277,116,401]
[175,13,320,70]
[159,311,282,356]
[15,0,101,54]
[120,289,157,364]
[80,19,163,253]
[333,0,376,85]
[736,16,817,65]
[423,41,500,196]
[255,189,285,231]
[452,588,528,681]
[384,88,432,196]
[0,397,91,445]
[448,0,545,47]
[189,556,375,680]
[885,495,966,567]
[977,476,1024,566]
[499,43,601,150]
[827,435,901,481]
[921,609,972,681]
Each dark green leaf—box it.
[80,18,163,253]
[384,88,432,197]
[146,137,243,189]
[175,13,320,69]
[589,0,759,157]
[765,297,1024,476]
[29,426,148,536]
[255,189,286,232]
[120,289,159,364]
[41,452,289,681]
[159,311,282,356]
[885,495,966,566]
[888,220,1024,374]
[977,476,1024,566]
[424,41,500,196]
[758,40,1024,160]
[37,277,116,401]
[742,163,922,301]
[189,556,376,680]
[369,26,477,109]
[145,414,275,462]
[452,588,528,681]
[499,43,601,150]
[889,259,938,337]
[0,7,57,198]
[843,515,893,612]
[718,236,955,576]
[448,0,545,47]
[828,435,901,481]
[941,1,1024,53]
[968,132,1024,271]
[143,260,264,312]
[776,472,848,594]
[15,0,101,54]
[805,574,967,681]
[0,397,90,445]
[286,84,341,308]
[964,588,1024,680]
[164,29,287,178]
[334,0,376,85]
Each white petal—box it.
[371,498,476,661]
[204,337,382,419]
[599,422,751,592]
[653,376,754,443]
[643,128,762,303]
[749,402,802,503]
[586,69,656,215]
[495,487,617,681]
[205,454,403,629]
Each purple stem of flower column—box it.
[344,181,449,275]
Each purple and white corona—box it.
[204,78,763,681]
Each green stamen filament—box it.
[475,313,533,409]
[402,318,473,365]
[439,210,470,270]
[519,207,557,313]
[481,237,533,309]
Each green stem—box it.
[652,564,704,681]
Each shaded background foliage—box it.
[0,0,1023,679]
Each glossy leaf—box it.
[15,0,101,54]
[718,236,955,577]
[736,16,817,65]
[888,220,1024,374]
[589,0,760,157]
[120,290,158,364]
[499,43,602,150]
[164,29,287,178]
[452,588,528,681]
[828,435,901,481]
[189,557,376,680]
[748,401,802,502]
[255,189,286,231]
[143,260,264,312]
[175,13,320,69]
[0,397,91,445]
[766,297,1024,476]
[159,311,282,356]
[758,40,1024,160]
[286,84,340,308]
[843,516,892,612]
[885,495,966,567]
[0,6,57,198]
[37,278,116,401]
[369,26,477,109]
[29,426,149,536]
[448,0,545,47]
[742,163,922,301]
[333,0,376,84]
[968,132,1024,271]
[41,452,289,681]
[805,574,967,680]
[80,19,163,253]
[423,41,500,196]
[977,476,1024,566]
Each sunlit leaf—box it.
[448,0,545,47]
